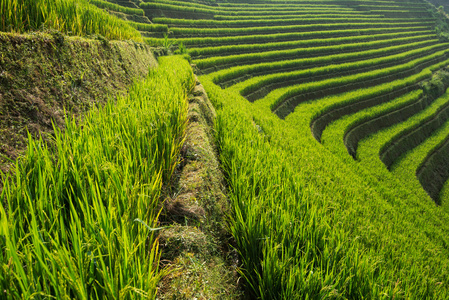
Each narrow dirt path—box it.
[157,77,242,299]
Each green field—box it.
[2,0,449,298]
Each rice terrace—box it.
[1,0,449,298]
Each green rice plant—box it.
[0,0,142,41]
[162,33,174,51]
[90,0,145,16]
[0,56,194,298]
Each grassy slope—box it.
[0,56,195,298]
[0,32,156,173]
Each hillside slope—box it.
[128,0,449,297]
[3,0,449,298]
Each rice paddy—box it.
[3,0,449,298]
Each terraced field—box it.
[120,0,449,204]
[86,0,449,297]
[6,0,449,298]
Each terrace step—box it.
[344,92,429,159]
[380,70,449,169]
[242,45,446,102]
[417,134,449,203]
[199,36,437,74]
[273,55,447,119]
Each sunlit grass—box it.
[0,56,194,298]
[0,0,142,41]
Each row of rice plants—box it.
[153,17,429,28]
[370,7,428,12]
[369,8,428,13]
[308,60,448,141]
[194,37,438,71]
[189,31,435,58]
[356,91,449,208]
[128,21,169,33]
[157,0,359,11]
[90,0,145,16]
[224,0,407,5]
[143,0,342,11]
[309,60,449,145]
[145,26,431,48]
[387,113,449,202]
[199,73,449,298]
[140,2,357,17]
[235,43,448,99]
[321,90,424,157]
[153,0,351,12]
[370,10,431,18]
[213,13,381,20]
[257,51,449,114]
[216,1,345,7]
[170,21,434,37]
[0,0,142,41]
[211,37,440,87]
[343,92,430,158]
[380,89,449,169]
[319,89,422,161]
[0,56,195,298]
[359,5,428,12]
[342,68,449,162]
[140,0,355,14]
